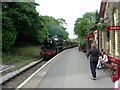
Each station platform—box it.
[19,47,114,88]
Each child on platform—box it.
[97,49,104,69]
[97,51,108,69]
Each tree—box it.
[95,10,100,24]
[57,18,67,30]
[40,16,69,40]
[74,12,96,42]
[2,2,49,51]
[2,2,17,51]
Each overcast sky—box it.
[35,0,101,39]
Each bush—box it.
[2,30,17,51]
[97,22,107,31]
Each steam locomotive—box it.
[40,36,77,60]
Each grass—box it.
[2,43,42,74]
[3,54,35,68]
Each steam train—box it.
[40,36,77,60]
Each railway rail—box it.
[1,42,77,89]
[1,59,47,88]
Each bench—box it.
[102,62,115,74]
[103,63,115,70]
[102,56,120,82]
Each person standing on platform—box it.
[87,44,100,80]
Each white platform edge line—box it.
[0,65,14,73]
[16,50,66,89]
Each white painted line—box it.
[16,50,66,89]
[0,65,14,73]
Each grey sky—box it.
[35,0,101,39]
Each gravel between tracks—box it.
[2,60,47,88]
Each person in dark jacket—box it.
[87,44,100,80]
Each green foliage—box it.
[2,2,68,51]
[2,13,15,32]
[2,2,49,51]
[57,18,67,30]
[74,12,96,42]
[2,9,17,51]
[40,16,69,40]
[2,30,17,51]
[97,22,107,31]
[95,10,100,24]
[35,27,48,44]
[0,29,1,48]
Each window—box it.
[113,8,119,56]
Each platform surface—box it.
[21,47,114,88]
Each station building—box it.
[97,0,120,60]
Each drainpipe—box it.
[97,29,99,49]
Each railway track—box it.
[2,59,47,88]
[1,48,74,89]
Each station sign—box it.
[106,26,120,31]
